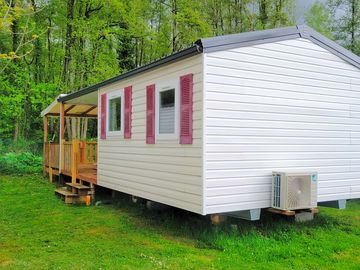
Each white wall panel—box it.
[98,55,204,214]
[204,38,360,214]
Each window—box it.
[109,97,121,131]
[107,90,124,136]
[155,82,179,140]
[159,89,175,134]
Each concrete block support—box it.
[318,200,346,209]
[226,208,261,221]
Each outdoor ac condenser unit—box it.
[272,172,318,211]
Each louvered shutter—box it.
[100,93,107,140]
[180,74,193,144]
[124,86,132,139]
[146,84,155,144]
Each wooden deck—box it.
[44,140,97,185]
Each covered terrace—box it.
[41,91,98,185]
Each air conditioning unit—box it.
[272,172,318,211]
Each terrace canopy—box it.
[41,92,98,185]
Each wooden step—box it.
[55,188,78,204]
[65,182,91,190]
[65,182,91,196]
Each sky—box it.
[295,0,323,24]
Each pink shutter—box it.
[146,84,155,144]
[100,93,107,140]
[180,74,193,144]
[124,86,132,139]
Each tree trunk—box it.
[47,16,53,82]
[171,0,177,52]
[351,0,357,51]
[81,118,88,140]
[11,0,19,140]
[11,0,18,53]
[258,0,268,29]
[62,0,75,90]
[30,0,43,83]
[66,118,72,141]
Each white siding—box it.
[98,55,204,214]
[204,38,360,214]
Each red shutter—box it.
[180,74,193,144]
[146,84,155,144]
[100,93,107,140]
[124,86,132,139]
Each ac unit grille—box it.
[273,174,281,208]
[287,176,311,209]
[272,172,317,211]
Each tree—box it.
[0,0,297,142]
[328,0,360,54]
[305,1,333,39]
[62,0,75,89]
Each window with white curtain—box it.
[159,89,175,134]
[155,81,179,140]
[107,90,124,136]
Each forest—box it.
[0,0,359,144]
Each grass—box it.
[0,175,359,270]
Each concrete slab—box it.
[295,211,314,222]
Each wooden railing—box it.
[79,141,97,164]
[62,141,73,174]
[44,140,97,183]
[44,142,60,169]
[65,140,98,183]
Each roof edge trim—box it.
[200,24,360,69]
[306,26,360,69]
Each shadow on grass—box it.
[93,188,356,251]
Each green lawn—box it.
[0,175,359,270]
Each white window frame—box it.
[106,89,124,137]
[155,80,179,141]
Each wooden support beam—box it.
[59,103,65,173]
[49,167,53,183]
[81,105,97,116]
[48,142,51,176]
[71,139,79,184]
[210,214,227,225]
[60,103,65,141]
[64,104,76,114]
[46,113,97,118]
[43,116,48,177]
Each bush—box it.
[0,152,43,174]
[0,139,42,155]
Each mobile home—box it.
[42,25,360,219]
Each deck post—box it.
[59,103,65,174]
[48,142,52,183]
[43,116,48,176]
[71,139,79,184]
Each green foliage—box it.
[2,0,360,144]
[0,175,359,269]
[0,152,42,174]
[0,139,43,175]
[0,138,42,155]
[0,0,297,143]
[327,0,360,54]
[305,2,334,39]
